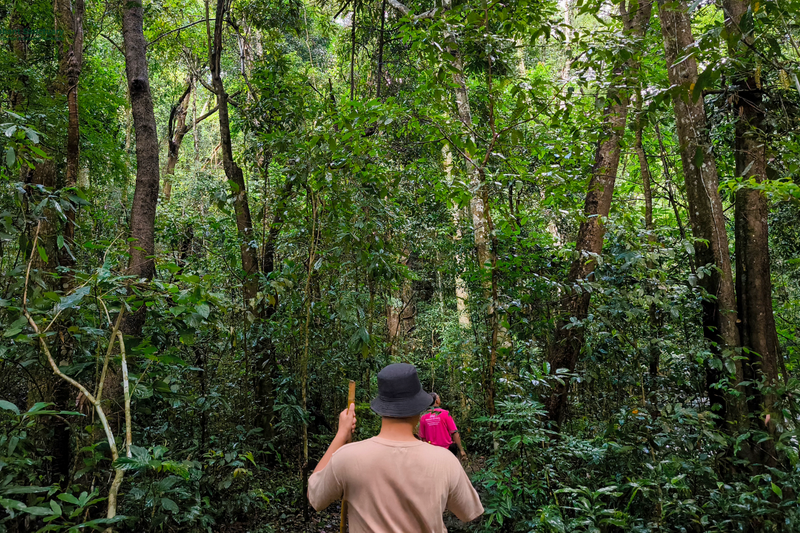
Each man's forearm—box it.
[314,433,349,474]
[453,432,465,452]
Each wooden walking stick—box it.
[340,380,356,533]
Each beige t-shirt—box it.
[308,437,483,532]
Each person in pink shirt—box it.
[419,392,467,459]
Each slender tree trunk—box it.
[163,86,218,203]
[55,0,84,269]
[722,0,782,457]
[444,146,471,329]
[633,89,661,378]
[450,47,501,419]
[657,0,748,429]
[545,0,651,428]
[162,81,192,202]
[653,123,687,241]
[382,0,504,419]
[50,0,84,482]
[121,0,161,335]
[387,249,412,355]
[210,0,259,305]
[254,176,294,439]
[9,7,28,110]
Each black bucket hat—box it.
[370,363,433,418]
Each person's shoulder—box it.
[417,443,463,472]
[417,441,456,460]
[330,439,376,460]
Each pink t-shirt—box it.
[419,408,458,448]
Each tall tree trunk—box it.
[450,44,500,419]
[55,0,84,269]
[657,0,747,430]
[210,0,259,305]
[722,0,782,457]
[545,0,651,428]
[382,0,510,419]
[121,0,161,335]
[51,0,84,482]
[444,146,471,329]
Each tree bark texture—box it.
[657,0,747,428]
[723,0,781,450]
[444,146,471,329]
[121,0,161,335]
[55,0,84,189]
[545,0,651,428]
[211,0,259,304]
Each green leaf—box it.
[57,493,81,506]
[694,147,704,169]
[22,505,54,516]
[29,145,47,158]
[195,303,210,318]
[0,497,27,511]
[6,146,16,167]
[67,194,90,206]
[4,316,28,338]
[692,65,718,103]
[37,245,49,264]
[771,482,782,499]
[2,486,50,495]
[55,286,90,313]
[49,499,62,516]
[724,358,736,375]
[0,400,20,415]
[23,127,39,144]
[161,497,179,512]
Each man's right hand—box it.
[337,404,357,442]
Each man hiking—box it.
[419,392,467,460]
[308,363,483,532]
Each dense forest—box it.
[1,0,799,529]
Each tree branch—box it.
[385,0,446,20]
[179,105,219,135]
[147,19,212,48]
[100,33,123,55]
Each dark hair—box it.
[430,392,439,404]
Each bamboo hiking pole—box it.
[340,380,356,533]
